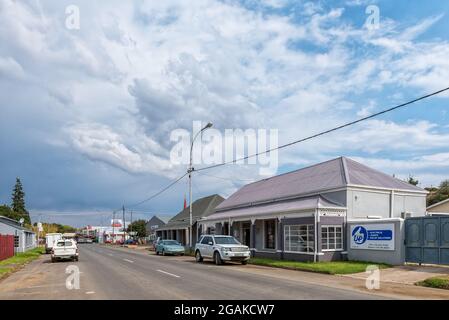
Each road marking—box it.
[86,291,95,295]
[156,269,181,278]
[123,259,134,263]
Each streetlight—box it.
[189,122,213,248]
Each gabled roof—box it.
[0,215,35,233]
[146,216,166,227]
[158,194,225,230]
[215,157,425,211]
[427,198,449,210]
[203,196,344,222]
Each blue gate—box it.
[405,216,449,265]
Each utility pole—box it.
[122,205,126,246]
[130,211,133,241]
[112,211,116,244]
[189,122,213,249]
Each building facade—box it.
[146,216,166,241]
[157,194,224,246]
[0,216,36,253]
[200,157,427,263]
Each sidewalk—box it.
[342,264,449,285]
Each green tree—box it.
[427,179,449,207]
[11,178,31,225]
[407,175,419,186]
[126,220,147,238]
[0,204,20,220]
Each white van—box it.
[45,233,63,254]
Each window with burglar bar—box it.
[321,225,343,251]
[284,225,314,253]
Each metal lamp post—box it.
[189,122,213,248]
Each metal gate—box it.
[405,216,449,265]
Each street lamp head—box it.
[204,122,213,129]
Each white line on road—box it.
[156,269,181,278]
[123,259,134,263]
[86,291,95,295]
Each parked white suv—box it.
[195,235,251,265]
[51,239,79,262]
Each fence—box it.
[0,234,15,261]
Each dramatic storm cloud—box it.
[0,0,448,226]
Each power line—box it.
[125,172,189,209]
[195,86,449,172]
[196,171,255,183]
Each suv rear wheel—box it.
[195,250,203,263]
[214,251,223,265]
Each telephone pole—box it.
[122,205,126,246]
[112,211,116,244]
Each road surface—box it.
[0,244,390,300]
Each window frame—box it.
[283,224,315,253]
[321,225,344,252]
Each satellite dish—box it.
[19,218,24,225]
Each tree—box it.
[11,178,31,225]
[0,204,20,220]
[407,175,419,186]
[426,179,449,207]
[126,220,147,238]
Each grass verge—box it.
[416,276,449,290]
[0,247,45,280]
[249,257,391,275]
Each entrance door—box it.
[242,223,251,246]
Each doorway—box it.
[242,222,251,246]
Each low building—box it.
[427,198,449,215]
[157,194,225,246]
[0,216,36,253]
[200,157,427,264]
[145,216,166,241]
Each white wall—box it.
[346,188,426,220]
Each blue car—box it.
[155,240,185,256]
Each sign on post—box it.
[350,223,395,251]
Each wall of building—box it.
[393,193,427,217]
[346,188,426,220]
[346,219,405,265]
[347,189,391,219]
[428,200,449,213]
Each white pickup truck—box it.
[51,239,79,262]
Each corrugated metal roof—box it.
[158,194,225,230]
[216,157,425,211]
[0,216,35,233]
[203,196,344,222]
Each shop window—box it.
[264,220,276,249]
[284,225,314,253]
[321,226,343,251]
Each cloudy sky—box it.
[1,0,448,227]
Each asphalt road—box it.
[0,244,388,300]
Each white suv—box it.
[195,235,251,265]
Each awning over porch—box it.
[201,196,345,222]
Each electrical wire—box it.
[125,172,189,209]
[195,86,449,172]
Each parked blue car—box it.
[155,240,185,256]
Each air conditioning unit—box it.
[401,212,412,219]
